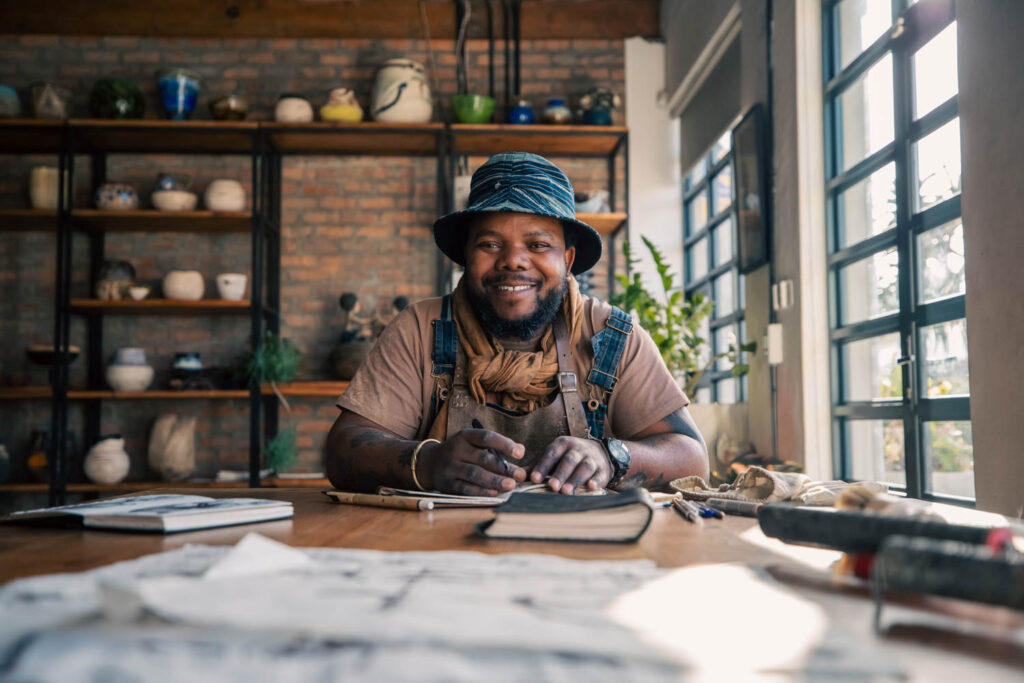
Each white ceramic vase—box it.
[163,269,204,300]
[204,179,246,212]
[29,166,71,210]
[371,59,433,123]
[215,273,248,300]
[84,436,131,485]
[148,413,196,482]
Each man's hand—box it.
[419,429,527,496]
[529,436,613,494]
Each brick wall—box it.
[0,34,625,491]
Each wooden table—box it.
[1,488,1021,680]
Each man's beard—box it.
[466,277,568,341]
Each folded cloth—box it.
[670,466,887,506]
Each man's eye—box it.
[530,243,550,249]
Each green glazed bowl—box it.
[453,94,496,124]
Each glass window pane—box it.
[686,238,708,282]
[924,420,974,498]
[685,193,709,235]
[916,219,965,304]
[713,271,735,317]
[842,332,902,401]
[921,318,970,397]
[847,419,906,487]
[715,325,737,371]
[915,117,961,211]
[697,315,711,369]
[838,247,899,325]
[838,54,895,173]
[715,378,737,404]
[711,165,733,215]
[686,158,708,189]
[713,217,734,266]
[835,163,896,249]
[711,131,731,163]
[738,273,746,310]
[913,22,958,119]
[695,386,713,405]
[836,0,893,71]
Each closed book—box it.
[2,494,293,534]
[757,502,1009,554]
[477,487,655,543]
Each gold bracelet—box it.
[410,438,440,492]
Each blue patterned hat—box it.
[432,152,603,274]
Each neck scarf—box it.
[426,275,584,441]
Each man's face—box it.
[464,212,576,340]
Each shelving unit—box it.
[1,118,628,503]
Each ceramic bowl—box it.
[128,285,150,300]
[275,95,314,123]
[152,189,198,211]
[453,94,495,124]
[162,270,204,300]
[26,344,80,366]
[106,363,154,392]
[203,179,246,212]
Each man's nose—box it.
[495,245,529,270]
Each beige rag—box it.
[670,466,888,506]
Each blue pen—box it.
[695,502,724,519]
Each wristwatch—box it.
[601,437,631,487]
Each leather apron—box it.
[445,314,591,469]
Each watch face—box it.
[606,438,630,469]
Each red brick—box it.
[124,51,160,63]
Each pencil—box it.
[328,491,434,511]
[671,497,702,524]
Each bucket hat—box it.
[432,152,603,274]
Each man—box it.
[326,152,708,496]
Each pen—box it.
[704,497,763,517]
[671,497,703,524]
[329,492,434,511]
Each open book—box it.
[2,494,294,533]
[477,487,655,542]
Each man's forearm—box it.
[613,432,709,492]
[325,420,419,493]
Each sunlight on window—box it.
[915,117,961,211]
[839,54,894,172]
[913,22,958,118]
[917,219,965,303]
[839,247,899,325]
[848,419,906,487]
[843,332,902,402]
[922,318,970,397]
[837,163,896,249]
[837,0,892,70]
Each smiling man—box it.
[326,152,708,496]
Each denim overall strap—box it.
[430,295,459,418]
[585,306,633,438]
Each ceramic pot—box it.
[507,98,535,124]
[275,95,314,123]
[209,94,247,121]
[215,273,247,300]
[541,98,572,125]
[28,166,71,210]
[0,84,21,118]
[84,435,130,485]
[95,259,136,300]
[30,82,70,119]
[371,59,432,123]
[113,347,147,366]
[163,269,204,300]
[152,189,198,211]
[155,173,189,192]
[452,94,495,124]
[172,352,202,371]
[156,68,200,120]
[90,78,145,119]
[584,108,613,126]
[128,285,150,300]
[203,179,246,212]
[148,413,196,482]
[330,340,375,380]
[95,181,139,210]
[106,361,154,392]
[320,87,363,122]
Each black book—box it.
[477,487,655,543]
[758,502,1010,554]
[2,494,294,533]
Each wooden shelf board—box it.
[275,381,348,397]
[64,383,347,400]
[0,386,52,399]
[263,122,444,156]
[70,299,251,314]
[578,212,627,236]
[0,478,330,493]
[0,208,58,232]
[0,118,64,153]
[269,477,331,487]
[73,209,252,233]
[69,119,259,154]
[450,124,627,157]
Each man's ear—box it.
[564,246,576,274]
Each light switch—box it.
[767,323,784,365]
[771,279,794,311]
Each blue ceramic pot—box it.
[157,69,200,120]
[584,108,613,126]
[506,99,535,124]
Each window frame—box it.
[823,0,969,503]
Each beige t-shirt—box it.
[336,296,689,441]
